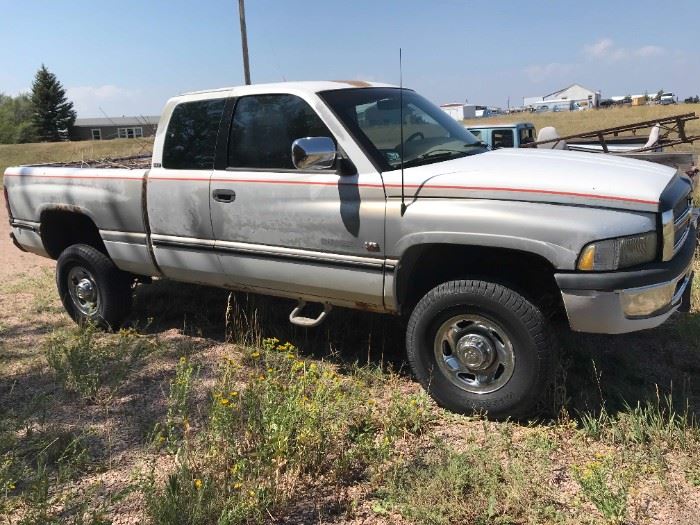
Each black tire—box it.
[406,280,558,420]
[56,244,133,330]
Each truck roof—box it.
[180,80,396,97]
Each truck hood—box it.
[385,148,677,212]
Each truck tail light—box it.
[3,185,12,222]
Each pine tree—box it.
[30,65,76,141]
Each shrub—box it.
[145,338,434,524]
[45,324,160,399]
[573,456,628,524]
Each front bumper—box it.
[556,221,697,334]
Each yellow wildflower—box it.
[194,478,203,490]
[233,482,242,490]
[229,391,238,397]
[250,351,260,359]
[219,398,230,406]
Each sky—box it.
[2,0,699,117]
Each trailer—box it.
[467,113,698,171]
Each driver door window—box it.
[227,94,333,170]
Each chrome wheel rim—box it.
[67,266,100,316]
[433,314,515,394]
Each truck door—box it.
[147,97,227,286]
[209,93,386,309]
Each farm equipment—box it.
[468,113,698,171]
[525,112,699,171]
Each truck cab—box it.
[465,122,536,149]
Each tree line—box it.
[0,65,76,144]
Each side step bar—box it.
[289,300,332,328]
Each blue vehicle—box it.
[465,122,536,149]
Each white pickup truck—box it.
[4,81,698,418]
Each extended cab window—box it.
[162,98,226,170]
[227,94,332,170]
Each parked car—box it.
[4,81,697,419]
[659,92,676,105]
[465,122,536,149]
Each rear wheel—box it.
[406,280,558,419]
[56,244,133,330]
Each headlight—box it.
[577,232,657,271]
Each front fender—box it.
[385,199,657,271]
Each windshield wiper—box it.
[401,149,469,168]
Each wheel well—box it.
[40,209,107,259]
[396,244,563,317]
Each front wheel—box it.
[56,244,133,330]
[406,280,559,419]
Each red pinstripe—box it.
[4,172,659,205]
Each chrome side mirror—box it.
[291,137,336,170]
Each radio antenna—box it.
[399,48,407,216]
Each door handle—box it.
[212,189,236,203]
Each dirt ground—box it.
[0,207,51,279]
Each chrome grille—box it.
[672,192,691,254]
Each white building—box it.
[524,83,601,109]
[440,103,476,120]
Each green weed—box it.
[573,456,629,524]
[0,425,102,522]
[375,422,564,525]
[579,392,697,450]
[686,463,700,487]
[145,337,433,524]
[2,268,62,314]
[153,356,198,452]
[45,324,160,399]
[377,445,492,525]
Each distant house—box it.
[70,116,160,141]
[523,83,601,110]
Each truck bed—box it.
[4,160,155,275]
[19,154,152,169]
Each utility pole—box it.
[238,0,251,85]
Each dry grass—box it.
[464,103,700,155]
[0,269,698,524]
[0,138,154,179]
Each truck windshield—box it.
[320,88,485,171]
